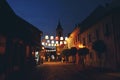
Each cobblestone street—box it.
[26,62,120,80]
[1,62,120,80]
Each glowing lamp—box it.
[60,37,63,40]
[56,41,58,44]
[50,36,54,40]
[55,36,59,40]
[45,35,49,39]
[65,37,68,40]
[60,41,63,45]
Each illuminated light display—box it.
[60,41,63,45]
[64,41,67,44]
[65,37,68,40]
[47,40,50,43]
[42,47,44,49]
[45,43,48,46]
[45,35,49,39]
[48,43,51,46]
[51,44,54,46]
[55,36,59,40]
[60,37,63,40]
[50,36,54,40]
[42,35,67,47]
[51,40,54,44]
[56,41,58,44]
[42,42,45,45]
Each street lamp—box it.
[79,44,85,48]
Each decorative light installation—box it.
[48,43,51,46]
[45,43,48,46]
[45,35,49,39]
[50,36,54,40]
[60,37,63,40]
[47,40,50,43]
[42,35,68,47]
[55,36,59,40]
[51,40,54,44]
[42,42,45,45]
[56,41,58,44]
[64,41,67,44]
[60,41,63,45]
[65,37,68,40]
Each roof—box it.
[0,0,43,39]
[56,20,63,30]
[79,5,105,33]
[79,0,120,33]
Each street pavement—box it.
[26,62,120,80]
[2,62,120,80]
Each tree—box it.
[78,47,89,68]
[92,40,106,67]
[70,47,77,63]
[70,47,77,55]
[61,49,70,62]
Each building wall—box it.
[0,35,6,55]
[67,26,80,63]
[67,26,80,49]
[67,10,120,69]
[79,13,120,69]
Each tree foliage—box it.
[92,40,106,54]
[77,47,89,68]
[78,47,89,56]
[92,40,107,68]
[61,49,70,57]
[70,47,77,56]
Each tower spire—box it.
[56,20,63,31]
[56,20,63,37]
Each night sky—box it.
[7,0,112,37]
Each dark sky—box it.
[7,0,112,37]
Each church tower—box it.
[56,20,63,60]
[56,20,63,37]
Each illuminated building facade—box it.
[67,0,120,70]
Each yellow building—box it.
[67,0,120,70]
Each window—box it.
[0,37,6,47]
[78,34,80,41]
[0,36,6,54]
[89,52,93,59]
[88,33,91,43]
[95,29,99,40]
[83,38,86,46]
[104,24,110,36]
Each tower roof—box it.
[56,20,63,30]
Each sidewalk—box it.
[80,68,120,80]
[106,72,120,77]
